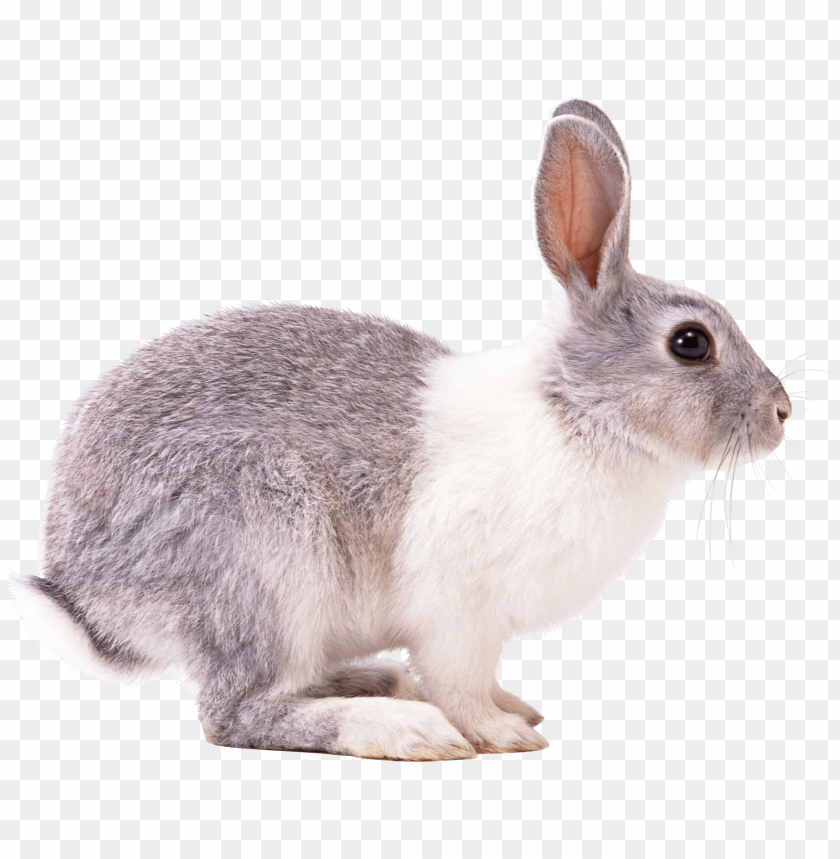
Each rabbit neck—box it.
[396,342,687,636]
[422,337,688,483]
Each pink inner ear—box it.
[547,141,624,287]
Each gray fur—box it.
[552,99,630,168]
[533,101,790,470]
[20,100,790,758]
[534,111,630,291]
[34,303,452,752]
[538,270,790,469]
[200,688,342,752]
[304,660,422,699]
[28,577,146,668]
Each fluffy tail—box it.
[10,574,148,683]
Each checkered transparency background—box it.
[0,2,836,857]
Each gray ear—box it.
[534,104,631,299]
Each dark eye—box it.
[669,328,711,361]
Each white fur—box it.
[12,97,787,761]
[9,576,136,684]
[333,697,476,760]
[394,332,685,666]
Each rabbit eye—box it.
[669,328,711,361]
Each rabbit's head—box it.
[533,100,790,473]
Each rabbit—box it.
[12,99,791,761]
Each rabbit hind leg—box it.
[303,658,424,702]
[198,681,474,760]
[317,661,546,728]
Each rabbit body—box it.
[34,304,451,686]
[16,101,791,760]
[20,302,674,759]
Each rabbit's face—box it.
[532,101,790,473]
[544,268,790,472]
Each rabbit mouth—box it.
[706,411,785,475]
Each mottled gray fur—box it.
[31,303,451,753]
[18,100,790,759]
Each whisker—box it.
[729,439,741,562]
[756,438,785,498]
[694,428,735,538]
[773,350,823,385]
[744,423,788,499]
[745,424,758,476]
[768,450,795,483]
[725,437,740,554]
[760,456,784,499]
[746,432,770,489]
[781,350,808,366]
[696,427,736,550]
[776,349,815,376]
[724,464,732,560]
[764,474,783,499]
[724,446,734,546]
[777,368,827,380]
[775,368,827,383]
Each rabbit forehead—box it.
[629,278,771,379]
[582,272,758,361]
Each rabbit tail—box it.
[10,574,149,683]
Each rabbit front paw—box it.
[491,684,544,727]
[460,711,549,755]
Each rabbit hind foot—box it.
[201,691,475,761]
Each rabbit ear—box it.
[551,100,629,170]
[534,103,631,299]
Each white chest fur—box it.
[395,340,684,639]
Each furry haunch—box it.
[13,100,790,760]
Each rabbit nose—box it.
[775,389,792,424]
[771,380,792,424]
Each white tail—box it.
[10,575,136,684]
